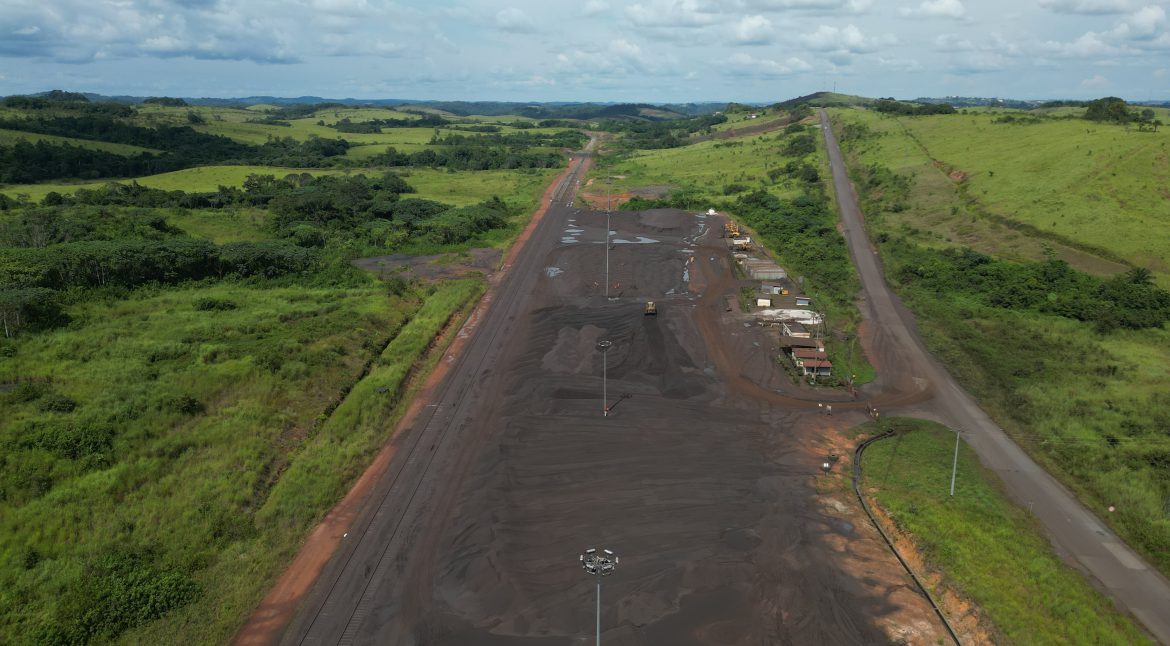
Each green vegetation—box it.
[833,107,1170,577]
[832,107,1170,279]
[862,419,1147,644]
[0,98,584,184]
[0,93,569,643]
[0,128,160,156]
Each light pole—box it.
[950,428,962,497]
[605,179,611,300]
[580,547,618,646]
[597,340,612,416]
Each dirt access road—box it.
[272,141,952,644]
[819,108,1170,643]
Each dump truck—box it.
[644,301,657,316]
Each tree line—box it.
[328,114,450,132]
[893,246,1170,332]
[1083,97,1163,130]
[601,113,729,149]
[872,99,957,116]
[366,145,565,170]
[428,130,586,148]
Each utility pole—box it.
[605,178,612,299]
[950,428,961,497]
[597,340,612,416]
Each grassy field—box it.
[0,128,160,156]
[167,208,271,244]
[118,279,483,645]
[402,167,557,209]
[861,419,1147,644]
[0,282,409,641]
[833,109,1170,579]
[591,130,808,203]
[0,165,554,209]
[832,108,1170,278]
[0,278,483,644]
[0,165,351,201]
[707,108,788,133]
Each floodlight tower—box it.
[580,547,619,646]
[605,178,612,299]
[597,340,612,416]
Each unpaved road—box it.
[274,143,952,644]
[819,108,1170,643]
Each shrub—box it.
[23,422,114,460]
[45,548,200,644]
[193,297,238,311]
[170,394,205,416]
[38,394,78,413]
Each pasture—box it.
[834,108,1170,278]
[593,128,814,203]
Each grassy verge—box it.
[861,419,1148,644]
[0,278,483,644]
[117,278,483,645]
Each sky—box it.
[0,0,1168,103]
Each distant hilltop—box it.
[7,90,735,120]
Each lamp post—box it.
[580,548,618,646]
[597,340,612,416]
[605,179,612,300]
[950,428,962,497]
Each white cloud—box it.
[801,24,893,53]
[1037,31,1119,57]
[732,0,867,10]
[731,15,775,44]
[495,8,536,33]
[625,0,718,28]
[1038,0,1130,14]
[1109,5,1166,40]
[875,56,922,71]
[1081,73,1109,85]
[934,33,975,51]
[1155,67,1169,77]
[320,34,404,57]
[949,51,1008,74]
[583,0,610,17]
[901,0,966,18]
[553,38,670,77]
[726,52,811,77]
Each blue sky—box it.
[0,0,1167,102]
